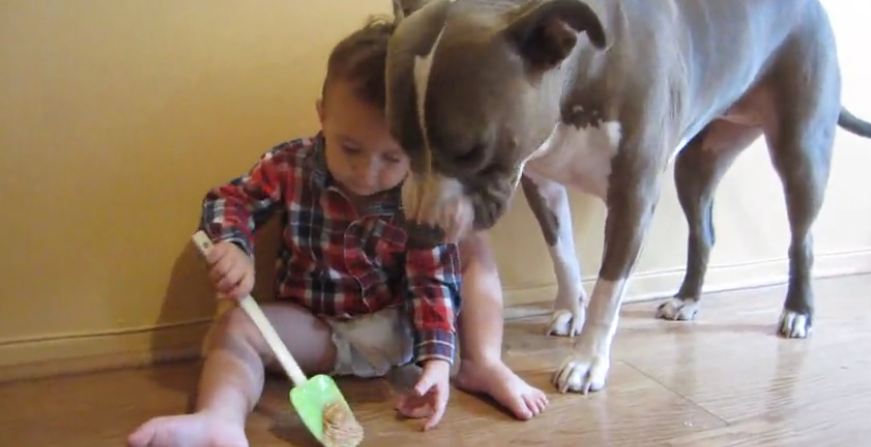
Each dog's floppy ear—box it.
[505,0,606,68]
[393,0,435,21]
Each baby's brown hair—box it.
[323,17,395,111]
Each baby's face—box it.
[319,80,409,199]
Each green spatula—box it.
[191,231,362,446]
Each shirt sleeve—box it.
[404,242,462,365]
[200,146,292,256]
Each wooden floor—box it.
[3,274,871,446]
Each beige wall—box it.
[1,0,869,380]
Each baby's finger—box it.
[423,385,448,431]
[203,242,228,265]
[215,263,245,292]
[226,273,254,300]
[413,372,436,398]
[395,396,433,419]
[208,252,233,283]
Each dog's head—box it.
[387,0,606,240]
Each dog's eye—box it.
[455,143,485,163]
[447,143,489,174]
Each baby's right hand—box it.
[203,241,255,301]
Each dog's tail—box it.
[839,108,871,138]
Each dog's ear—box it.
[393,0,435,22]
[505,0,606,69]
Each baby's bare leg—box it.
[455,233,549,420]
[127,302,335,447]
[197,303,336,421]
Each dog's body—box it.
[387,0,871,393]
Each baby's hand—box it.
[203,241,254,301]
[395,359,451,431]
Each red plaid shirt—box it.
[200,134,461,364]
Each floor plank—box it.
[1,274,869,446]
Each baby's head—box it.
[317,18,408,199]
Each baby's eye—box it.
[342,144,362,155]
[383,154,402,164]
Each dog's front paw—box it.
[552,353,610,394]
[778,310,812,339]
[656,297,700,321]
[547,308,585,337]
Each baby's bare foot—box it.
[127,412,247,447]
[456,359,549,420]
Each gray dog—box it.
[386,0,871,394]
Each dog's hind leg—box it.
[657,119,761,321]
[764,18,840,338]
[767,116,834,338]
[521,174,587,337]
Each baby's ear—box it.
[316,98,325,124]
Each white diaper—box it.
[324,306,414,378]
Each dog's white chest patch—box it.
[525,121,622,200]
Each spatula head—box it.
[290,374,350,443]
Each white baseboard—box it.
[504,248,871,317]
[2,249,870,383]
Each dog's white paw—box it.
[778,310,812,339]
[547,308,585,337]
[552,353,610,394]
[656,297,700,321]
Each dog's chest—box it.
[524,121,622,200]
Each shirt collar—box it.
[306,132,329,189]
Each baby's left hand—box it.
[395,359,451,431]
